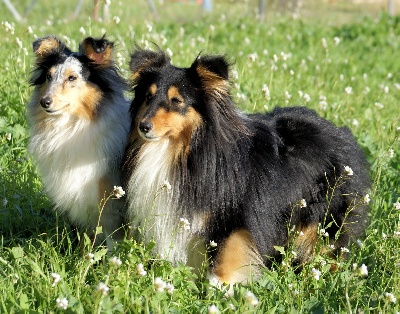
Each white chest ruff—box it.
[127,140,195,264]
[29,104,128,230]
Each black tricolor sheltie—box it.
[122,48,370,286]
[28,36,130,250]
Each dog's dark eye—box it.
[171,97,182,105]
[68,75,77,82]
[46,74,52,81]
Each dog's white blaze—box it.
[127,139,196,264]
[46,57,82,94]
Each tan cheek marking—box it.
[213,229,263,284]
[57,82,102,120]
[151,107,202,142]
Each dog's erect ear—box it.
[129,47,170,83]
[33,36,70,59]
[190,55,230,98]
[80,35,114,66]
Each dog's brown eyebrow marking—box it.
[148,83,157,96]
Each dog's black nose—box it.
[139,121,153,133]
[40,96,53,109]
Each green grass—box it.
[0,1,399,313]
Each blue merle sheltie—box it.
[28,35,130,250]
[122,48,370,286]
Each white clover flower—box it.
[303,94,311,102]
[165,282,174,294]
[110,256,122,267]
[352,119,359,127]
[363,194,371,204]
[228,303,236,310]
[79,26,86,35]
[320,259,327,266]
[298,90,303,98]
[299,199,307,208]
[384,292,396,303]
[382,232,387,240]
[289,69,295,76]
[285,91,292,100]
[87,252,94,263]
[383,86,389,93]
[321,37,328,49]
[358,264,368,277]
[209,240,217,248]
[208,305,219,314]
[179,218,190,231]
[154,277,166,292]
[388,149,394,158]
[97,282,110,296]
[344,166,354,176]
[345,86,353,94]
[357,239,364,247]
[5,133,12,141]
[51,273,61,287]
[310,268,321,280]
[245,290,259,306]
[113,186,125,199]
[248,53,258,62]
[209,24,215,32]
[2,198,8,207]
[291,251,297,258]
[15,37,23,49]
[2,21,15,34]
[374,102,384,109]
[161,180,172,191]
[27,26,33,34]
[333,36,340,45]
[136,263,147,276]
[231,69,239,80]
[261,84,270,100]
[340,247,350,253]
[394,202,400,210]
[394,231,400,238]
[166,48,173,57]
[394,83,400,90]
[319,229,329,237]
[56,297,68,310]
[363,86,370,94]
[112,16,120,24]
[145,23,153,33]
